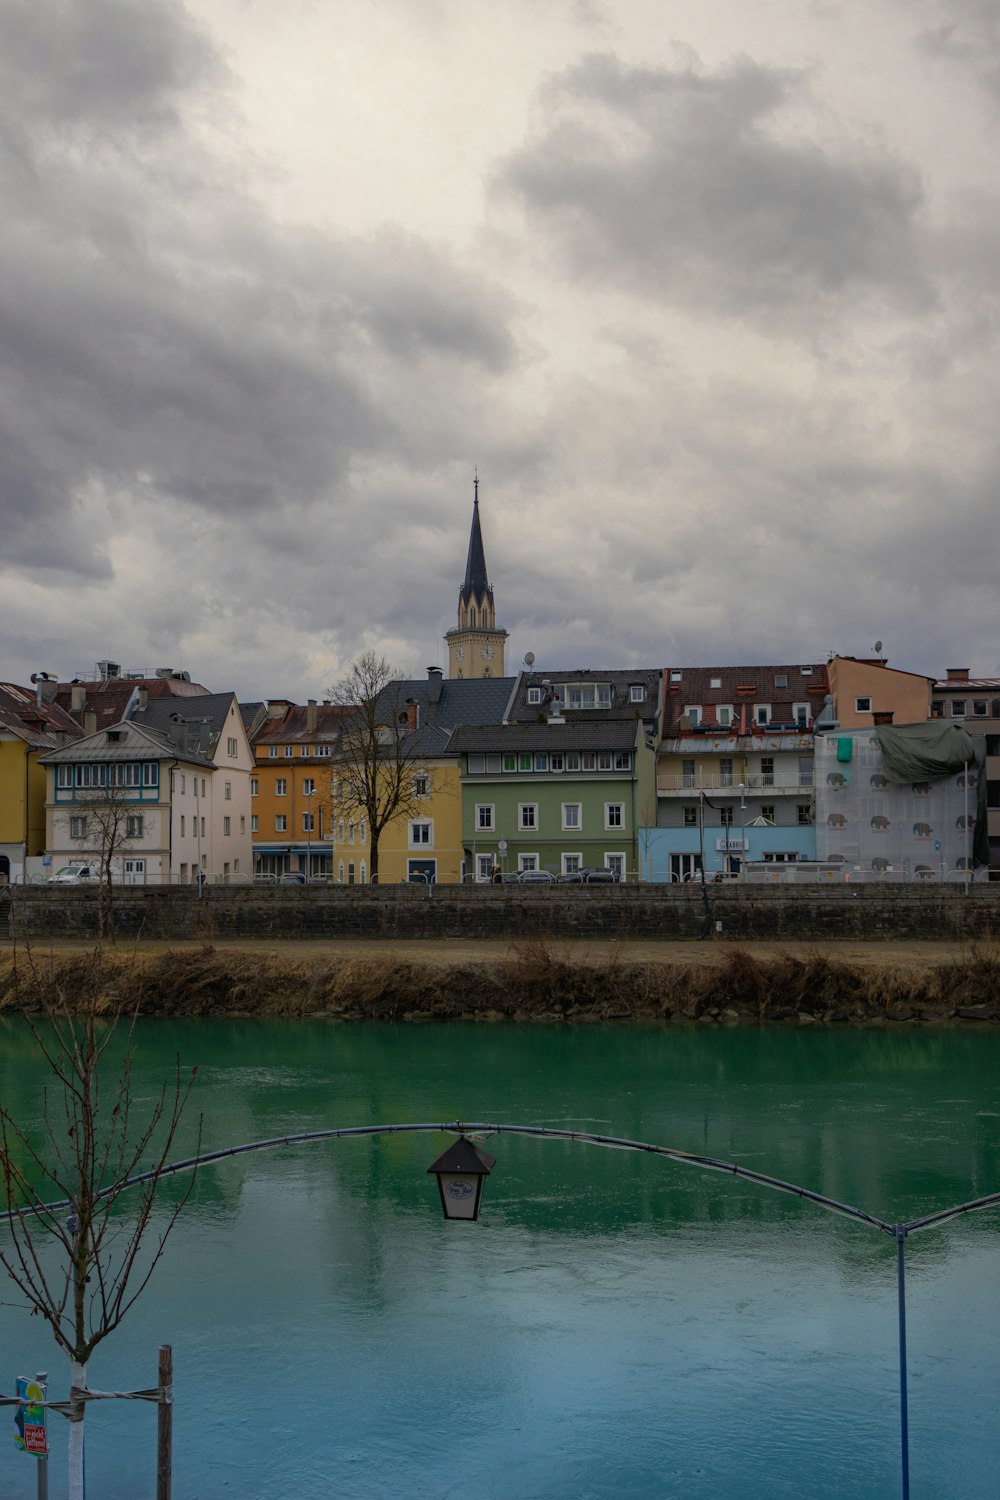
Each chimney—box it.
[71,684,87,716]
[406,701,419,735]
[873,710,894,726]
[31,673,58,706]
[137,687,149,711]
[426,667,443,704]
[83,710,97,736]
[306,698,317,735]
[947,668,970,683]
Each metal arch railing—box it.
[4,1119,1000,1499]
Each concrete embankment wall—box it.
[6,883,1000,942]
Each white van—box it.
[47,864,100,885]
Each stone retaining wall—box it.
[6,883,1000,942]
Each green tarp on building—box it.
[876,721,988,867]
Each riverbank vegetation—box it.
[1,940,999,1025]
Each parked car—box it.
[47,864,101,885]
[505,869,555,884]
[558,867,619,884]
[279,871,307,885]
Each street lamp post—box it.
[303,788,315,882]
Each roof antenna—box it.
[474,466,478,504]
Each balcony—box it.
[658,773,813,796]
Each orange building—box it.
[250,700,351,878]
[827,657,932,730]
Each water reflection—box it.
[0,1019,998,1498]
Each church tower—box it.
[445,477,508,679]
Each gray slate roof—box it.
[449,721,639,754]
[506,667,661,724]
[39,721,216,769]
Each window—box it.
[519,803,538,830]
[717,706,733,727]
[973,700,988,717]
[527,687,543,705]
[476,854,493,882]
[855,697,872,713]
[275,815,287,832]
[565,753,580,772]
[800,666,813,676]
[56,765,73,788]
[799,756,813,787]
[709,677,722,690]
[250,778,258,797]
[720,806,734,826]
[930,701,944,718]
[682,759,695,788]
[502,754,517,772]
[251,815,258,832]
[303,778,316,795]
[670,670,682,682]
[720,758,733,786]
[409,821,433,847]
[315,745,331,756]
[301,745,311,756]
[201,816,206,836]
[605,803,623,829]
[562,803,581,830]
[284,746,293,757]
[126,814,144,838]
[565,684,611,709]
[519,754,532,772]
[798,804,813,825]
[360,820,366,843]
[70,815,88,839]
[630,684,645,702]
[582,752,596,771]
[303,813,315,832]
[223,816,231,836]
[761,757,775,786]
[755,704,771,725]
[413,774,429,798]
[605,853,625,880]
[774,674,788,688]
[614,752,631,771]
[683,806,698,826]
[535,754,548,772]
[348,822,355,844]
[268,746,278,758]
[181,815,186,836]
[476,804,494,831]
[550,753,564,773]
[562,853,582,875]
[337,821,344,841]
[225,781,232,800]
[227,736,238,757]
[685,705,702,725]
[598,752,613,771]
[518,853,539,872]
[793,703,810,726]
[77,764,106,788]
[275,779,287,796]
[338,861,344,883]
[951,700,967,717]
[760,805,775,823]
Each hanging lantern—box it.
[427,1136,496,1221]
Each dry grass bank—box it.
[1,939,999,1025]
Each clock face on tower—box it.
[455,647,465,660]
[481,644,494,661]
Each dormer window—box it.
[709,677,722,690]
[685,706,702,725]
[565,684,612,710]
[670,670,682,683]
[775,674,788,688]
[106,729,123,743]
[755,704,771,725]
[800,666,813,676]
[630,683,645,702]
[527,687,543,705]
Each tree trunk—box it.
[68,1357,87,1500]
[370,836,379,884]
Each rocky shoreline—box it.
[2,940,1000,1025]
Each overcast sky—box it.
[2,0,999,701]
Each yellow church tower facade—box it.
[445,478,508,679]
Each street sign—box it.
[497,840,508,853]
[41,855,51,867]
[13,1376,47,1457]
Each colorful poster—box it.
[13,1376,47,1458]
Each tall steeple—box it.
[445,475,508,679]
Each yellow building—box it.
[0,681,80,883]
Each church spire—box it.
[460,472,490,608]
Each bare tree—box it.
[0,947,199,1500]
[330,652,440,884]
[74,778,145,939]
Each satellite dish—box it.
[874,640,883,655]
[524,651,535,667]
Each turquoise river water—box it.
[0,1019,999,1499]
